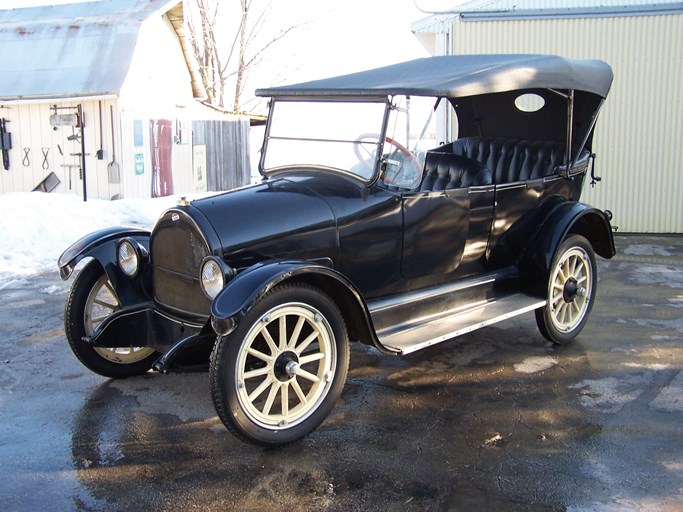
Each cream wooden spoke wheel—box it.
[536,235,597,345]
[64,261,158,377]
[549,247,591,332]
[210,283,349,447]
[236,303,335,428]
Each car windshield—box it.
[261,99,388,180]
[260,96,441,188]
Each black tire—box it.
[210,282,349,447]
[64,260,158,378]
[535,234,597,345]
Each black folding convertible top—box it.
[255,54,613,99]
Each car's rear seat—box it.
[451,137,576,184]
[420,137,587,191]
[420,137,590,190]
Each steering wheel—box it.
[353,133,423,188]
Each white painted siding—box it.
[118,13,196,200]
[0,98,120,200]
[0,11,223,201]
[448,12,682,232]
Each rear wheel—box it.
[64,260,158,377]
[210,283,349,446]
[535,235,597,345]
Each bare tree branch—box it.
[186,0,306,112]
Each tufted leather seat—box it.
[451,137,576,184]
[420,152,493,192]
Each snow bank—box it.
[0,192,179,289]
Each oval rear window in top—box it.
[514,93,545,113]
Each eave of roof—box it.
[412,0,683,25]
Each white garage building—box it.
[0,0,251,201]
[413,0,683,233]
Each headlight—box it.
[200,257,230,300]
[117,238,147,277]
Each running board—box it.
[375,294,546,355]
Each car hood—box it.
[189,176,341,269]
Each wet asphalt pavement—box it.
[1,234,682,511]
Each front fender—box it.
[522,202,615,291]
[58,226,151,305]
[210,260,372,338]
[59,226,151,279]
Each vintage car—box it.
[59,54,615,446]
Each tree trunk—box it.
[233,0,248,112]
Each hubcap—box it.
[549,247,592,333]
[273,351,300,381]
[563,278,579,302]
[235,303,336,429]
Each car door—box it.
[400,184,495,287]
[331,183,405,299]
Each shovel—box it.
[96,100,104,160]
[107,105,120,184]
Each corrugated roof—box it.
[0,0,181,101]
[416,0,683,21]
[448,0,683,8]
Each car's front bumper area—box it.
[84,303,216,373]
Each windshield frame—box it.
[259,96,392,184]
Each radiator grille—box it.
[151,213,211,317]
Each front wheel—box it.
[64,260,158,378]
[535,235,597,345]
[210,283,349,446]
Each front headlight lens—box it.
[200,257,225,300]
[117,239,139,277]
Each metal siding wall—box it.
[450,13,683,232]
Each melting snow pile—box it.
[0,192,178,289]
[513,356,558,374]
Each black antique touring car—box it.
[59,54,615,446]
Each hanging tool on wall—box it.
[60,164,80,190]
[42,147,50,170]
[78,104,87,201]
[0,118,11,171]
[49,103,87,201]
[69,152,89,178]
[108,105,120,184]
[22,147,30,167]
[96,100,104,160]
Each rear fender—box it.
[210,260,385,351]
[58,227,151,305]
[522,202,615,293]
